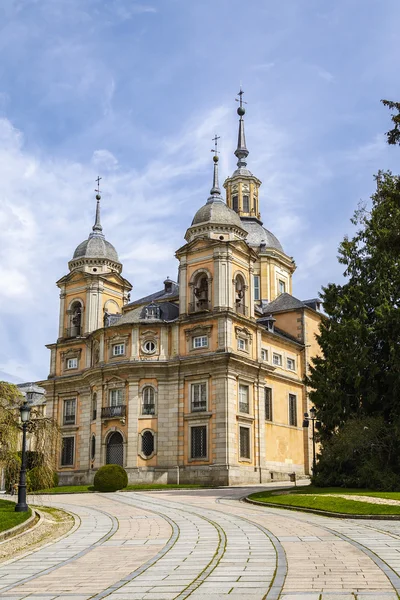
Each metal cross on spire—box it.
[235,87,247,110]
[95,176,102,196]
[211,134,220,157]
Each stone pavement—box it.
[0,484,399,599]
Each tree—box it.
[307,106,400,488]
[0,382,60,491]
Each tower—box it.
[55,183,132,346]
[223,89,296,303]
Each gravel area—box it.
[0,505,74,563]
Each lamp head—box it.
[309,406,317,419]
[19,402,31,423]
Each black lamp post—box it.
[15,397,32,512]
[303,406,317,473]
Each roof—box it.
[191,199,243,228]
[17,383,46,406]
[240,218,284,252]
[112,302,179,325]
[261,293,313,314]
[73,234,119,262]
[126,281,179,307]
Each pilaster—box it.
[126,380,139,468]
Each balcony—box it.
[191,403,207,412]
[63,414,76,425]
[101,405,126,419]
[235,304,248,317]
[188,300,211,314]
[239,402,249,414]
[63,326,82,338]
[142,404,155,416]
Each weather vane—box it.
[211,134,220,157]
[95,176,102,196]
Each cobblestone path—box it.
[0,485,400,600]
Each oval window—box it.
[142,431,155,457]
[143,340,156,354]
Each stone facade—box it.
[39,100,322,486]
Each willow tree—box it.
[0,381,60,491]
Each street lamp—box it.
[303,406,317,474]
[15,391,33,513]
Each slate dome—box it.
[240,219,284,252]
[72,235,119,262]
[191,199,243,229]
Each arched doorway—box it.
[106,432,124,466]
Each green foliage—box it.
[312,417,400,490]
[93,464,128,492]
[53,471,59,487]
[27,465,57,492]
[382,99,400,146]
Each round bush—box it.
[93,464,128,492]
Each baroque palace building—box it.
[40,95,322,486]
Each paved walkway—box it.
[0,485,400,599]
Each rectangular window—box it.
[265,387,272,421]
[109,388,123,406]
[254,275,260,301]
[92,397,97,421]
[273,353,282,366]
[63,399,76,425]
[278,280,286,294]
[61,437,74,466]
[191,382,207,412]
[193,336,208,349]
[237,338,246,351]
[287,357,296,371]
[232,195,238,212]
[191,426,207,459]
[289,394,297,426]
[113,344,125,356]
[66,357,78,369]
[261,348,268,361]
[239,426,250,459]
[242,195,249,212]
[238,384,249,414]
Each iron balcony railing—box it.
[142,404,156,415]
[188,301,211,313]
[191,403,207,412]
[63,326,82,338]
[101,405,126,419]
[236,304,248,317]
[239,402,249,414]
[63,414,76,425]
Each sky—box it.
[1,0,400,383]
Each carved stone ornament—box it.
[184,324,213,341]
[235,326,252,344]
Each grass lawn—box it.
[32,483,211,494]
[248,487,400,515]
[0,499,32,533]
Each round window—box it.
[143,340,156,354]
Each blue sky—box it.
[1,0,400,383]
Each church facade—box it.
[40,97,321,486]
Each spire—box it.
[207,134,223,203]
[234,87,249,168]
[92,176,103,234]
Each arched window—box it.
[142,387,155,415]
[91,435,96,461]
[69,301,82,337]
[141,431,155,458]
[242,195,249,212]
[235,275,246,316]
[91,393,97,421]
[193,274,209,311]
[106,431,123,466]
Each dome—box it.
[191,199,243,228]
[240,219,284,252]
[72,235,119,262]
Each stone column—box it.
[130,327,139,359]
[77,387,91,473]
[179,258,187,315]
[126,380,139,470]
[58,291,66,338]
[94,387,103,469]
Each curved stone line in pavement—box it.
[220,497,400,597]
[0,504,117,595]
[119,492,280,600]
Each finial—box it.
[92,176,103,233]
[234,87,249,168]
[208,134,222,201]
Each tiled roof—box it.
[126,282,179,307]
[262,293,306,313]
[112,302,179,325]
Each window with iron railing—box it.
[191,382,207,412]
[289,394,297,426]
[61,437,74,466]
[142,387,156,415]
[238,385,249,414]
[239,426,250,459]
[191,426,207,459]
[63,399,76,425]
[265,387,273,422]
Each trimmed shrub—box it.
[53,471,59,488]
[93,464,128,492]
